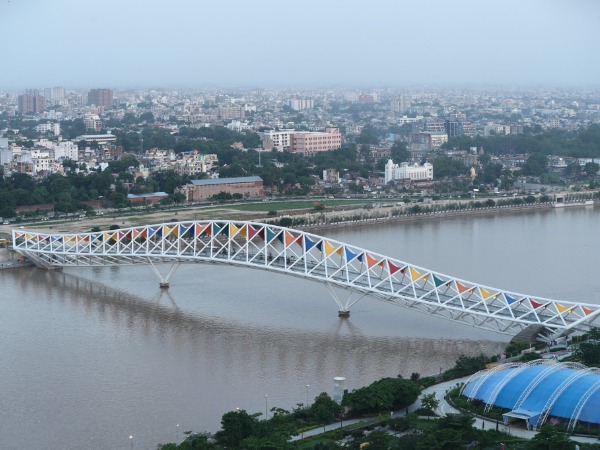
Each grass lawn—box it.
[294,437,337,449]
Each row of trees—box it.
[444,124,600,158]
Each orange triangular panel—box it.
[583,307,595,316]
[456,282,471,294]
[366,254,379,269]
[285,231,295,247]
[195,224,209,235]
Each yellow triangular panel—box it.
[556,303,569,313]
[480,288,494,300]
[410,267,422,281]
[324,241,337,257]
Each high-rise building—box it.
[44,87,65,103]
[87,88,113,108]
[0,137,12,166]
[392,95,409,113]
[17,93,46,114]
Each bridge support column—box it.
[148,259,180,289]
[326,283,365,319]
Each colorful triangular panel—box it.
[324,241,338,257]
[433,275,447,288]
[456,282,471,294]
[409,267,422,282]
[305,236,318,251]
[530,299,543,309]
[480,288,494,300]
[285,231,295,247]
[583,307,596,316]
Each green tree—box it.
[573,341,600,366]
[214,409,259,448]
[432,156,467,179]
[420,392,439,412]
[527,425,576,450]
[584,162,599,177]
[390,141,409,163]
[310,393,341,424]
[523,153,548,176]
[359,429,393,450]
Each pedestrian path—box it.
[291,376,600,445]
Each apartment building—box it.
[87,89,113,108]
[290,127,342,155]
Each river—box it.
[1,206,598,449]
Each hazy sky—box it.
[1,0,599,89]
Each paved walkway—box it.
[290,377,599,444]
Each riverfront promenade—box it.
[291,377,600,445]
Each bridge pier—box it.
[327,283,366,319]
[148,259,180,289]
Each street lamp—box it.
[306,384,309,406]
[129,435,133,450]
[265,395,269,420]
[176,424,179,443]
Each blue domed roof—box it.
[462,361,600,430]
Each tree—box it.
[279,217,293,227]
[391,141,409,163]
[356,124,380,145]
[215,409,259,447]
[310,393,341,424]
[420,392,439,412]
[527,425,576,450]
[573,341,600,366]
[584,162,599,177]
[359,429,393,450]
[432,156,467,179]
[523,153,548,176]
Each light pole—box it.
[265,395,268,420]
[306,384,309,406]
[176,424,179,443]
[129,435,133,450]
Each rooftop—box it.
[190,176,263,186]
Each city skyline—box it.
[1,0,599,89]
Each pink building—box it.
[290,128,342,155]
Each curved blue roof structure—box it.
[461,361,600,431]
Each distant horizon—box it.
[3,82,600,94]
[1,0,598,89]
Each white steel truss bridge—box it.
[12,220,600,337]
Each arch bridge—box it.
[12,220,600,338]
